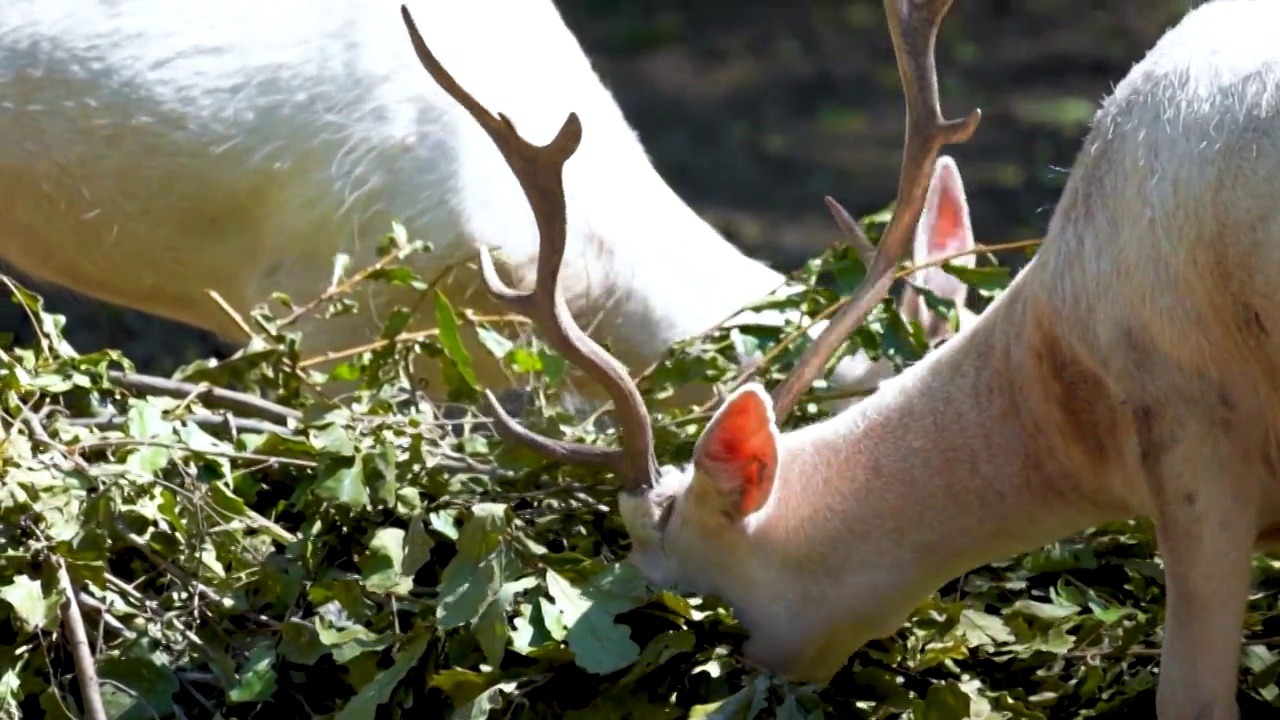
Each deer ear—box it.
[911,155,975,310]
[691,383,779,518]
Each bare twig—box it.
[1,275,51,357]
[55,558,107,720]
[20,406,96,475]
[65,412,293,438]
[298,329,439,368]
[277,241,427,328]
[106,371,301,426]
[1066,635,1280,661]
[73,437,316,469]
[204,289,261,344]
[113,523,281,628]
[74,592,136,641]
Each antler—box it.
[770,0,981,418]
[400,6,660,491]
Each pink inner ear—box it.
[925,164,971,258]
[697,388,778,514]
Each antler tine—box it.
[824,195,877,265]
[400,6,660,491]
[770,0,981,418]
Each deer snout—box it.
[739,601,912,685]
[741,625,847,685]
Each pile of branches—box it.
[1,228,1277,720]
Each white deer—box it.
[435,0,1279,718]
[0,0,765,395]
[0,0,973,406]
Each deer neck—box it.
[763,269,1146,604]
[569,197,785,371]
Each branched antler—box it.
[398,0,976,489]
[770,0,981,418]
[400,6,659,491]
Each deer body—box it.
[623,2,1280,717]
[392,0,1253,712]
[0,0,786,393]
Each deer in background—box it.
[0,0,973,409]
[408,0,1279,717]
[0,0,780,400]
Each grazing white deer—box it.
[0,0,972,406]
[420,0,1279,717]
[0,0,787,397]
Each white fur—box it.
[0,0,784,394]
[622,3,1280,718]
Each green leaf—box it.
[97,657,180,720]
[942,264,1012,295]
[434,290,479,390]
[402,513,435,577]
[334,628,431,720]
[1008,598,1080,621]
[688,676,769,719]
[0,665,23,718]
[359,527,413,595]
[619,630,696,684]
[959,608,1015,645]
[451,680,518,720]
[279,619,327,666]
[507,347,543,374]
[125,400,175,440]
[378,306,416,341]
[125,443,172,474]
[315,617,393,664]
[917,681,972,720]
[474,598,511,668]
[310,422,357,455]
[437,504,509,629]
[429,667,500,705]
[545,569,643,675]
[0,576,54,633]
[315,457,370,509]
[475,326,515,360]
[226,645,277,704]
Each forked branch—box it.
[400,6,659,490]
[770,0,981,418]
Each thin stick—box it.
[204,289,260,343]
[55,558,107,720]
[107,371,301,426]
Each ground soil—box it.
[0,0,1190,374]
